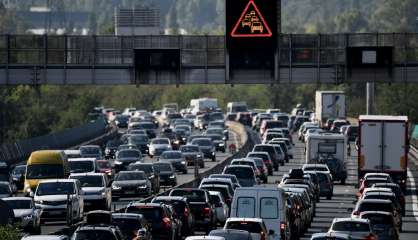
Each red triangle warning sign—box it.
[231,0,273,38]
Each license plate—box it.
[85,202,92,206]
[125,191,135,194]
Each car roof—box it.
[118,170,145,174]
[70,173,104,177]
[359,211,392,216]
[311,232,350,239]
[202,178,233,183]
[68,158,96,161]
[128,202,163,208]
[358,199,392,204]
[39,179,77,184]
[333,217,370,223]
[225,165,252,169]
[22,236,68,240]
[226,217,263,223]
[153,196,187,201]
[111,213,144,219]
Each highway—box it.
[39,128,241,235]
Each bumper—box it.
[37,206,67,221]
[112,187,150,197]
[159,177,177,186]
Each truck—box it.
[315,91,345,127]
[358,115,408,191]
[226,102,248,113]
[190,98,218,115]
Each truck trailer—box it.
[315,91,345,127]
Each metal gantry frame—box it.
[0,33,417,85]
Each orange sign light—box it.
[231,0,273,38]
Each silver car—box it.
[3,197,41,234]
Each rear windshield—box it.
[170,189,206,202]
[304,167,328,172]
[226,221,262,233]
[224,167,254,179]
[117,150,140,158]
[191,139,212,146]
[358,202,394,212]
[365,179,389,187]
[201,186,229,199]
[152,139,170,144]
[129,164,153,173]
[362,214,393,225]
[126,207,162,222]
[73,230,117,240]
[153,163,172,171]
[113,218,142,235]
[69,161,94,173]
[161,152,182,159]
[180,146,199,152]
[71,175,103,187]
[152,200,186,215]
[332,221,370,232]
[248,153,268,161]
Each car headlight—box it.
[212,152,215,155]
[114,160,122,165]
[181,161,186,165]
[169,175,175,179]
[182,137,187,141]
[219,143,225,146]
[138,185,147,189]
[112,185,121,190]
[115,121,120,125]
[197,154,202,158]
[23,215,33,220]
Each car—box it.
[372,182,405,216]
[358,177,392,196]
[328,218,377,240]
[282,187,315,229]
[105,139,123,159]
[128,163,160,193]
[222,165,257,187]
[11,164,26,190]
[115,115,129,128]
[0,181,13,198]
[149,138,172,157]
[127,134,150,154]
[180,145,205,168]
[199,184,233,208]
[112,213,152,240]
[21,236,69,240]
[224,217,270,240]
[352,199,402,231]
[316,171,334,200]
[114,149,143,172]
[361,191,402,218]
[71,224,124,240]
[169,188,216,233]
[246,152,273,176]
[96,160,114,179]
[206,134,226,153]
[209,229,253,240]
[302,164,331,174]
[243,158,268,183]
[252,144,282,170]
[153,162,177,187]
[34,179,84,223]
[159,151,188,174]
[236,112,253,126]
[151,196,195,235]
[230,159,264,183]
[208,191,229,224]
[317,156,347,184]
[68,158,97,174]
[126,203,179,240]
[2,197,41,234]
[111,171,152,199]
[70,173,111,210]
[133,122,157,139]
[191,138,216,161]
[230,187,287,240]
[79,145,103,159]
[359,211,399,240]
[285,194,303,239]
[199,178,235,197]
[209,174,241,189]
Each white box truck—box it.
[358,115,408,191]
[190,98,218,115]
[315,91,345,127]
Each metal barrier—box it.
[0,119,116,165]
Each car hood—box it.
[159,171,175,176]
[13,209,33,217]
[82,187,105,193]
[113,180,148,186]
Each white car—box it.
[208,191,229,224]
[68,158,97,174]
[34,179,84,223]
[328,218,377,240]
[70,173,112,210]
[224,217,270,240]
[2,197,41,234]
[149,138,172,157]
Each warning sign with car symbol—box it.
[231,0,273,37]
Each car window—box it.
[224,167,253,179]
[332,221,370,232]
[69,161,94,173]
[115,172,146,181]
[4,199,32,209]
[237,197,255,218]
[170,189,206,202]
[71,175,103,187]
[260,197,278,219]
[226,221,263,233]
[359,202,393,212]
[72,230,117,240]
[126,207,162,222]
[36,182,75,196]
[117,150,140,158]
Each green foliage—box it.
[0,225,21,240]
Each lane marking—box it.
[407,169,418,221]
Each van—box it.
[24,150,69,196]
[230,187,288,240]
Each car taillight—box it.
[280,222,286,238]
[260,231,266,240]
[162,217,171,229]
[203,207,211,216]
[226,198,232,204]
[352,211,360,216]
[184,208,189,217]
[365,233,377,240]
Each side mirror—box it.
[29,192,34,198]
[268,230,275,235]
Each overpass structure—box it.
[0,33,417,85]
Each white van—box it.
[230,187,288,240]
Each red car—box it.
[96,160,114,179]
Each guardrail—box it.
[113,122,256,210]
[0,119,117,166]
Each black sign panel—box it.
[226,0,278,49]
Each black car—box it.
[111,171,152,199]
[206,134,226,153]
[191,138,216,161]
[159,151,188,174]
[105,139,123,159]
[179,145,205,168]
[169,188,216,234]
[153,162,177,187]
[318,155,347,184]
[125,203,179,240]
[114,149,143,172]
[112,213,152,240]
[137,122,157,139]
[151,196,195,236]
[128,163,160,193]
[11,165,26,190]
[127,134,150,154]
[115,115,129,128]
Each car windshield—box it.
[152,139,169,144]
[73,230,117,240]
[0,184,10,193]
[192,139,212,146]
[180,146,199,152]
[161,152,182,159]
[71,175,103,187]
[226,221,262,233]
[129,135,149,142]
[118,150,140,158]
[115,172,146,181]
[26,164,64,179]
[80,147,100,155]
[365,179,389,187]
[97,161,111,169]
[170,189,206,202]
[362,214,393,225]
[36,182,75,196]
[112,218,142,236]
[332,221,370,232]
[209,230,249,240]
[126,207,162,222]
[224,167,253,179]
[153,200,186,215]
[4,199,32,209]
[153,163,172,172]
[69,161,94,173]
[129,164,153,174]
[210,175,237,184]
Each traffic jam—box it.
[0,93,410,240]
